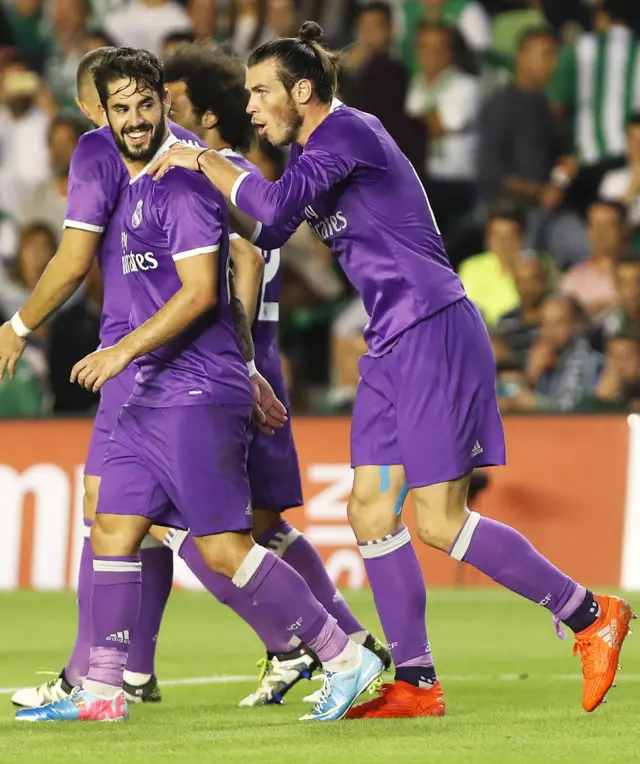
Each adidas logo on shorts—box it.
[471,441,484,458]
[106,630,131,644]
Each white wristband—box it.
[10,311,31,338]
[247,359,257,377]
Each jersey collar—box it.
[129,132,180,185]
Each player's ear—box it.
[293,79,313,106]
[76,98,92,125]
[162,87,171,116]
[202,110,219,130]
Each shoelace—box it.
[552,616,567,640]
[572,638,596,678]
[255,657,271,684]
[312,672,334,712]
[30,672,68,704]
[253,656,298,697]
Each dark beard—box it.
[112,114,167,162]
[276,96,303,147]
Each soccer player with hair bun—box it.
[149,20,636,718]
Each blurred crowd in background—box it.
[1,0,640,417]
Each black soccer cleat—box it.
[239,645,321,707]
[364,633,393,671]
[122,673,162,704]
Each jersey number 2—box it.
[258,248,280,322]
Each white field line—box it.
[2,672,640,696]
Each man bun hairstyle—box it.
[298,21,323,42]
[247,21,338,104]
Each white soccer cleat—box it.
[11,672,74,708]
[299,644,385,721]
[302,675,324,704]
[239,647,320,707]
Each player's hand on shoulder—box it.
[250,370,288,436]
[0,320,27,380]
[70,343,132,393]
[147,144,205,181]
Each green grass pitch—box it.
[0,589,638,763]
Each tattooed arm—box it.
[228,263,287,434]
[228,267,255,363]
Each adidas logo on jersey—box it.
[471,441,484,458]
[107,630,131,644]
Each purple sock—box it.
[257,520,365,638]
[451,513,587,632]
[174,533,293,654]
[234,546,348,664]
[64,518,93,686]
[359,527,433,673]
[86,554,142,692]
[126,544,174,675]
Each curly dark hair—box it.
[93,47,164,110]
[164,42,253,152]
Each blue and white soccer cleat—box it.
[15,687,129,722]
[300,644,384,721]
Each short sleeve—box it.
[547,44,576,107]
[156,172,224,261]
[438,75,481,132]
[64,134,122,233]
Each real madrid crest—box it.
[132,199,144,229]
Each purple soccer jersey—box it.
[64,122,204,350]
[66,122,207,475]
[97,132,253,534]
[64,127,130,350]
[233,100,466,358]
[230,100,505,487]
[222,149,302,511]
[121,133,252,409]
[221,149,281,363]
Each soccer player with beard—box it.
[2,47,197,707]
[149,22,636,718]
[162,41,390,707]
[15,47,384,724]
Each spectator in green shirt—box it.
[548,0,640,213]
[7,0,48,73]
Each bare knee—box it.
[412,476,471,551]
[91,513,150,557]
[194,531,254,579]
[414,515,462,550]
[348,466,405,541]
[83,475,100,522]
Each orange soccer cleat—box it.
[573,594,636,712]
[345,680,446,719]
